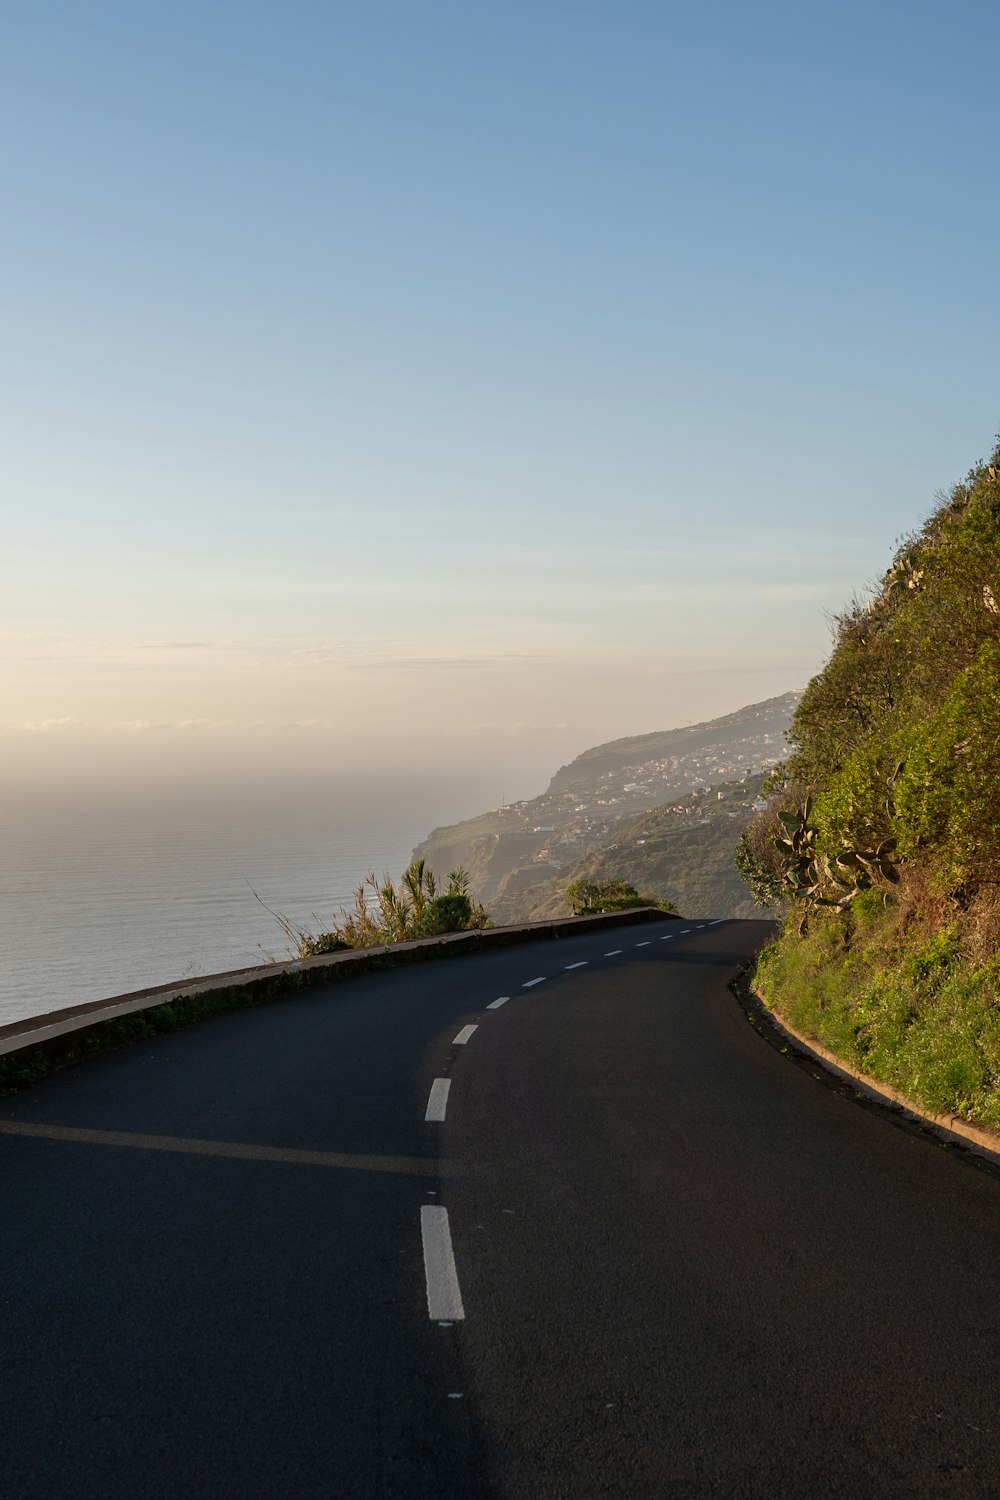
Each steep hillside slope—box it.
[522,774,770,923]
[412,694,797,921]
[741,440,1000,1127]
[547,693,798,793]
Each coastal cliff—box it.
[412,693,799,921]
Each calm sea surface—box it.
[0,773,496,1028]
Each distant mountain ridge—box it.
[546,692,800,792]
[412,691,800,921]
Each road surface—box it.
[2,918,1000,1497]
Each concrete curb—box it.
[749,986,1000,1169]
[0,907,678,1090]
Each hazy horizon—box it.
[0,687,799,1023]
[3,2,998,795]
[0,680,800,811]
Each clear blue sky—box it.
[2,0,997,792]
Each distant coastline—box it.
[3,694,798,1029]
[412,693,799,925]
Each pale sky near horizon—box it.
[3,1,998,798]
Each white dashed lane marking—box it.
[420,1206,465,1321]
[424,1079,451,1122]
[417,919,722,1327]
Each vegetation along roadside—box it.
[738,438,1000,1129]
[258,859,492,959]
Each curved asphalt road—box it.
[3,918,1000,1498]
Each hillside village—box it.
[412,692,798,921]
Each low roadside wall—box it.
[0,907,678,1093]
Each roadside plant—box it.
[565,878,676,916]
[743,438,1000,1127]
[765,796,900,916]
[258,860,492,959]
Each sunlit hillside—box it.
[743,441,1000,1126]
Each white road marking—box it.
[708,919,725,926]
[452,1025,477,1045]
[424,1079,451,1122]
[604,949,623,956]
[522,977,546,988]
[679,929,691,934]
[487,996,510,1009]
[660,936,673,941]
[565,961,588,970]
[420,1206,465,1321]
[635,941,651,948]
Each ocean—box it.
[0,772,499,1028]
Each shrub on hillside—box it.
[892,640,1000,893]
[565,878,676,916]
[267,859,492,958]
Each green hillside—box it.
[522,776,771,922]
[741,439,1000,1127]
[412,695,797,922]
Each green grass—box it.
[755,897,1000,1128]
